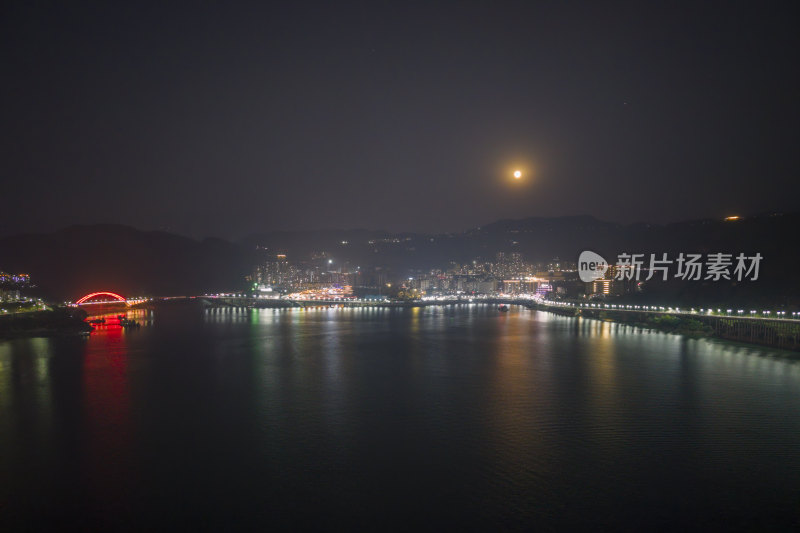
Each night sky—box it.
[2,1,798,238]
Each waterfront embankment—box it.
[527,302,800,350]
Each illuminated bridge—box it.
[74,292,148,307]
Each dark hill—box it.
[0,225,250,300]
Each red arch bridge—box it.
[74,292,148,306]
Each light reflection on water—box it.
[1,305,799,530]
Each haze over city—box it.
[3,1,798,238]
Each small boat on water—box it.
[120,318,140,328]
[498,304,509,312]
[88,318,106,324]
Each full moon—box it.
[513,170,522,179]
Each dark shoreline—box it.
[0,308,92,339]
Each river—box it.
[1,304,798,530]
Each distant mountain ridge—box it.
[0,224,249,300]
[1,213,799,305]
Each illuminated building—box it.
[1,288,21,301]
[477,277,498,294]
[535,283,552,296]
[0,272,30,285]
[591,279,612,295]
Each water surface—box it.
[1,305,799,530]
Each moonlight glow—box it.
[513,170,522,179]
